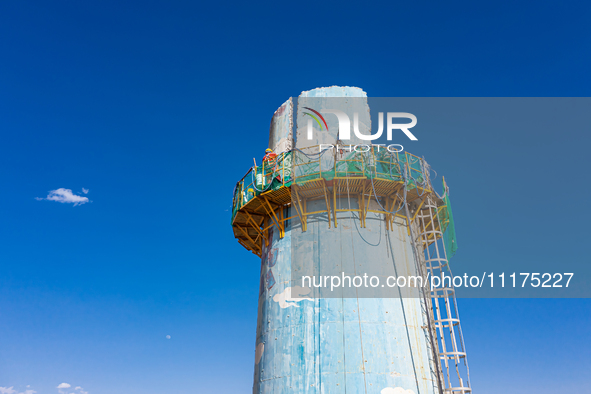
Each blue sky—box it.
[1,1,590,394]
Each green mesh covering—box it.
[231,151,293,223]
[232,148,434,224]
[438,178,458,258]
[291,148,422,183]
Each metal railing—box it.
[232,145,433,223]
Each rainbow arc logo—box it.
[303,107,328,131]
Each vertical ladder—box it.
[414,197,472,394]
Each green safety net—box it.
[231,152,293,223]
[291,149,425,185]
[438,178,458,258]
[232,148,431,224]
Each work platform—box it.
[231,146,454,257]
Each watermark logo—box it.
[305,109,418,141]
[303,107,329,131]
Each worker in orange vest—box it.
[262,148,280,184]
[263,148,277,162]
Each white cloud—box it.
[36,188,89,206]
[53,383,87,394]
[81,188,89,194]
[0,387,36,394]
[57,383,78,394]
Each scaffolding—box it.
[231,145,471,393]
[231,147,433,247]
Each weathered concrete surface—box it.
[254,207,437,394]
[269,98,293,154]
[296,86,370,149]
